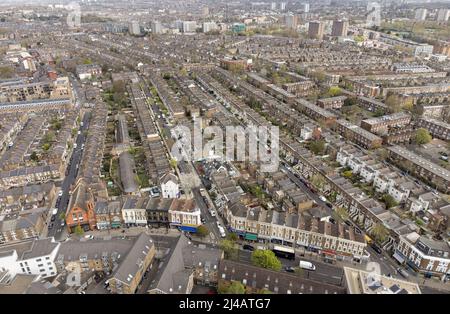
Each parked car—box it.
[284,266,295,273]
[243,244,255,251]
[397,268,409,279]
[371,244,382,254]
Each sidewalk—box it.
[84,226,181,238]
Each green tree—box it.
[385,94,401,113]
[30,151,39,162]
[336,207,349,221]
[59,212,66,220]
[169,158,178,170]
[342,170,353,179]
[310,174,326,189]
[382,194,398,209]
[371,223,389,243]
[226,233,238,242]
[74,225,84,236]
[344,97,358,107]
[327,86,342,97]
[251,249,282,271]
[257,288,273,294]
[309,140,326,155]
[218,281,245,294]
[414,128,432,145]
[196,225,209,238]
[220,239,239,260]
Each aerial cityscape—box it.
[0,0,449,297]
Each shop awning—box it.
[393,251,405,264]
[245,233,258,241]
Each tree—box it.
[382,194,398,209]
[226,233,238,242]
[251,249,282,271]
[220,239,239,260]
[196,225,209,238]
[309,140,326,155]
[218,281,245,294]
[169,158,178,170]
[59,213,66,220]
[74,225,84,236]
[336,207,349,221]
[385,94,401,113]
[402,99,414,112]
[0,66,13,78]
[371,223,389,243]
[344,97,358,107]
[414,128,432,145]
[257,288,273,294]
[310,174,325,189]
[342,170,353,179]
[311,70,326,83]
[327,86,342,97]
[30,151,39,162]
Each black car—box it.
[371,244,383,254]
[284,266,295,273]
[243,244,255,251]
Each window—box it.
[37,264,44,267]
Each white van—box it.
[299,260,316,271]
[218,226,226,238]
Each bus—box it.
[272,245,295,260]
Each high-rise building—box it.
[303,3,310,13]
[182,21,197,33]
[284,15,299,29]
[128,21,141,35]
[271,2,277,10]
[280,2,287,11]
[308,21,324,40]
[414,8,427,21]
[202,7,209,16]
[202,21,218,33]
[437,8,450,22]
[151,21,163,34]
[331,20,349,37]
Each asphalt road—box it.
[192,187,223,241]
[237,248,344,286]
[280,163,332,214]
[47,112,91,240]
